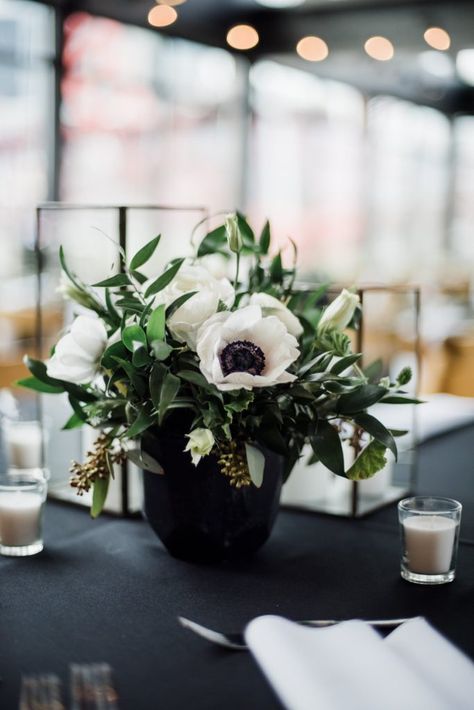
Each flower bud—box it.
[184,428,215,466]
[225,213,243,254]
[318,289,360,332]
[57,274,102,311]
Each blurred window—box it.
[60,13,245,211]
[0,0,54,283]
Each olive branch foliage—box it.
[18,213,419,515]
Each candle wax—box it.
[5,423,43,468]
[0,491,42,547]
[403,515,457,575]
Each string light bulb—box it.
[148,5,178,27]
[226,25,259,51]
[364,36,394,61]
[296,36,329,62]
[424,27,451,51]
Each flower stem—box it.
[234,252,240,294]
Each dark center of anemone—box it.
[220,340,265,377]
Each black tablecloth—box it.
[1,426,473,710]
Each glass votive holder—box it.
[398,496,462,585]
[7,467,51,482]
[2,418,46,469]
[0,473,47,557]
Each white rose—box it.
[249,293,303,338]
[196,304,300,392]
[46,315,108,384]
[184,427,215,466]
[318,289,360,332]
[155,264,234,350]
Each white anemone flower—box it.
[196,305,300,392]
[46,315,108,384]
[249,292,303,338]
[154,263,234,350]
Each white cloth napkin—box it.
[245,616,474,710]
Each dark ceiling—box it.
[38,0,474,113]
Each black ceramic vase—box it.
[142,421,283,563]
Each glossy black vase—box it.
[142,425,283,563]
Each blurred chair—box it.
[441,334,474,397]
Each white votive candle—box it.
[4,421,43,469]
[0,491,43,547]
[403,515,457,575]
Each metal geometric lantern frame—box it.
[281,284,421,517]
[35,203,208,516]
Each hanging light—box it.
[226,25,259,51]
[424,27,451,51]
[148,5,178,27]
[364,36,394,61]
[157,0,186,5]
[296,36,329,62]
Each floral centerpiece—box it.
[19,214,417,560]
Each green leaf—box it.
[330,353,362,375]
[159,372,181,425]
[101,341,128,369]
[24,356,61,387]
[270,252,283,282]
[126,408,156,438]
[346,440,387,481]
[68,395,89,423]
[112,357,147,397]
[310,420,345,476]
[145,259,184,298]
[62,413,84,430]
[105,288,121,325]
[16,376,64,395]
[131,270,148,285]
[151,340,173,361]
[259,220,271,254]
[59,245,82,291]
[381,395,424,405]
[337,385,388,414]
[236,212,256,247]
[318,329,352,357]
[245,443,265,488]
[197,225,228,258]
[132,346,153,368]
[364,358,383,382]
[149,363,166,410]
[354,412,397,460]
[177,369,213,390]
[129,235,161,270]
[122,324,147,352]
[165,291,197,319]
[126,447,164,475]
[114,296,144,314]
[92,274,130,288]
[258,413,288,455]
[396,366,412,386]
[91,476,110,519]
[390,428,409,437]
[146,304,166,342]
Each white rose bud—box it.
[184,428,215,466]
[225,213,243,254]
[318,289,360,332]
